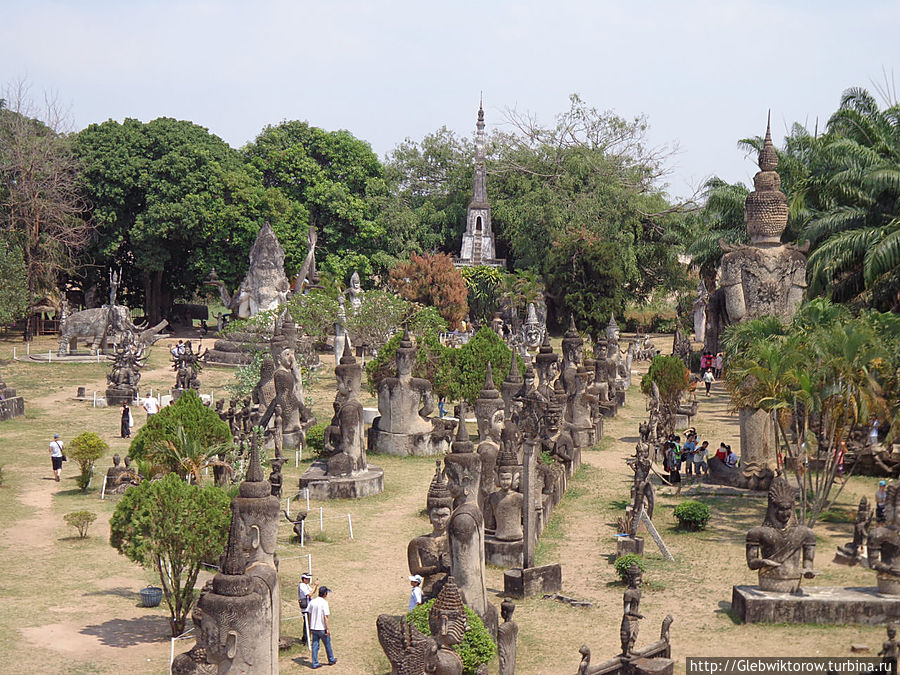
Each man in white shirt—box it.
[49,433,64,482]
[298,573,316,645]
[307,586,336,668]
[142,396,159,420]
[408,574,423,611]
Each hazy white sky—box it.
[3,0,898,200]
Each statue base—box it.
[485,535,523,567]
[503,564,562,599]
[616,535,644,558]
[299,461,384,500]
[731,585,900,624]
[0,395,25,421]
[368,427,451,457]
[833,548,868,567]
[105,386,137,406]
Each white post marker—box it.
[100,478,107,500]
[305,488,310,512]
[295,450,299,468]
[286,495,291,519]
[300,519,305,547]
[307,553,312,575]
[319,507,323,531]
[92,392,97,407]
[12,347,15,359]
[48,350,51,362]
[26,342,30,355]
[347,513,353,540]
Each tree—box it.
[345,289,416,352]
[151,425,226,484]
[109,473,231,635]
[73,117,304,322]
[723,301,898,525]
[459,266,505,323]
[390,252,468,329]
[243,121,394,280]
[685,177,750,289]
[640,355,690,436]
[0,81,91,330]
[0,234,29,325]
[129,390,231,465]
[67,431,109,492]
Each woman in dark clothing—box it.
[120,402,131,438]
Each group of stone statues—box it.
[172,341,208,393]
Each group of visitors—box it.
[700,351,724,379]
[297,572,337,669]
[662,429,739,492]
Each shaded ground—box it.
[0,333,886,674]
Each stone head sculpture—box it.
[112,453,121,467]
[745,113,788,246]
[561,316,584,367]
[233,439,280,566]
[500,598,516,622]
[496,444,520,491]
[396,329,416,378]
[335,335,362,397]
[763,476,799,530]
[429,576,468,649]
[624,562,643,589]
[427,460,454,534]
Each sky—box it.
[3,0,898,201]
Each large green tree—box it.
[109,473,231,635]
[73,118,304,321]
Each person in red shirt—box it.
[714,443,727,462]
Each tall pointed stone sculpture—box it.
[708,114,807,488]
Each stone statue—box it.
[869,486,900,594]
[446,421,497,636]
[347,271,363,311]
[522,302,544,349]
[206,222,290,320]
[627,441,655,536]
[171,594,217,674]
[477,409,504,516]
[212,452,232,487]
[444,405,483,511]
[193,503,274,674]
[252,355,277,413]
[746,476,817,592]
[268,459,283,498]
[620,563,644,656]
[693,280,709,343]
[474,363,504,443]
[58,303,167,356]
[565,367,596,449]
[369,330,451,456]
[105,453,128,490]
[497,598,518,675]
[560,316,584,394]
[173,341,208,392]
[106,337,147,404]
[501,355,523,419]
[487,445,523,542]
[270,314,315,451]
[427,577,469,675]
[879,624,900,672]
[409,462,454,599]
[325,336,366,476]
[490,312,504,337]
[836,496,872,565]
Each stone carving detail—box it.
[836,497,872,565]
[106,336,148,404]
[693,280,709,343]
[323,336,367,476]
[746,476,817,592]
[869,486,900,594]
[498,598,518,675]
[522,302,545,349]
[409,462,453,599]
[173,341,208,393]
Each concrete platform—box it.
[503,564,562,599]
[299,461,384,500]
[0,396,25,421]
[368,427,451,456]
[732,585,900,624]
[485,535,523,567]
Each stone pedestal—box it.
[617,535,644,558]
[0,393,25,421]
[207,330,272,366]
[368,427,450,456]
[503,564,562,599]
[485,535,523,568]
[105,386,136,406]
[732,585,900,624]
[298,461,384,500]
[633,657,675,675]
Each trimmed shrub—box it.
[68,432,109,492]
[64,510,97,538]
[674,500,710,531]
[130,390,230,463]
[614,553,647,581]
[305,423,327,456]
[407,598,496,675]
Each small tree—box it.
[389,252,468,329]
[151,425,227,484]
[67,432,109,492]
[450,327,524,405]
[109,473,231,636]
[407,598,496,675]
[64,510,97,538]
[129,389,230,466]
[641,355,689,436]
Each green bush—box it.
[673,500,711,531]
[68,431,109,492]
[64,510,97,538]
[614,553,647,581]
[407,598,496,675]
[306,423,327,455]
[130,390,230,464]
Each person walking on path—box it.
[714,352,724,379]
[120,402,133,438]
[702,368,715,396]
[49,433,65,482]
[142,396,159,420]
[308,586,337,669]
[408,574,423,611]
[298,572,317,645]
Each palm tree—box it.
[151,425,228,484]
[801,88,900,311]
[686,177,749,288]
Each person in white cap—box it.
[408,574,423,611]
[298,572,317,644]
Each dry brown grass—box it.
[0,333,887,674]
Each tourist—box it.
[877,481,888,522]
[120,401,133,438]
[694,440,709,476]
[682,434,696,478]
[870,420,881,448]
[308,586,337,668]
[49,433,65,482]
[408,574,423,611]
[715,442,727,463]
[298,572,317,644]
[665,442,681,495]
[142,395,159,420]
[438,395,447,419]
[725,445,738,468]
[703,368,715,396]
[714,352,724,379]
[700,351,712,372]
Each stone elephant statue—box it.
[57,305,167,355]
